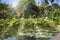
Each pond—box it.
[0,36,49,40]
[0,37,16,40]
[0,30,56,40]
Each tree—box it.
[42,0,54,5]
[16,0,40,18]
[0,3,17,38]
[50,0,54,4]
[42,0,49,5]
[0,3,9,19]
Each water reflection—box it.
[8,37,16,40]
[0,31,55,40]
[0,37,16,40]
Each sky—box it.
[1,0,19,7]
[1,0,60,7]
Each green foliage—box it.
[16,0,40,18]
[15,18,57,32]
[0,3,15,19]
[1,0,60,40]
[0,3,17,38]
